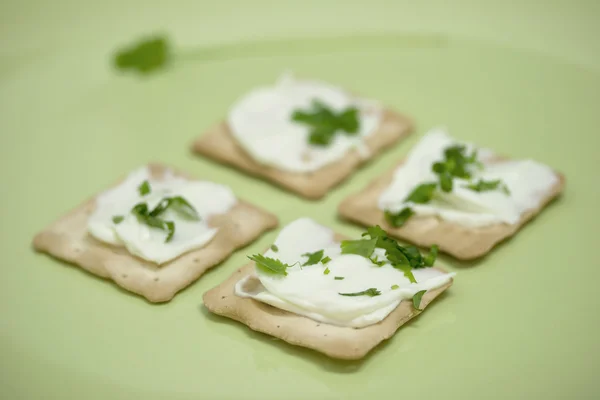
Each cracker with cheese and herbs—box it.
[33,164,278,302]
[203,218,454,360]
[191,73,413,200]
[339,129,565,260]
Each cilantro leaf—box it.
[384,207,414,227]
[270,244,279,252]
[112,215,124,224]
[465,179,511,195]
[423,244,439,267]
[248,254,291,276]
[334,276,344,280]
[339,288,381,297]
[397,264,417,283]
[405,182,437,204]
[340,238,377,258]
[138,180,151,196]
[302,249,324,266]
[114,36,170,74]
[292,100,360,146]
[412,290,427,310]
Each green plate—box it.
[1,1,599,399]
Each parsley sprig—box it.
[385,144,510,227]
[291,100,360,146]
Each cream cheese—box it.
[235,218,454,328]
[378,129,559,227]
[227,73,382,173]
[88,167,237,264]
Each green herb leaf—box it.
[340,238,377,258]
[397,264,417,283]
[114,36,170,74]
[270,244,279,252]
[148,196,200,220]
[324,267,330,275]
[384,207,414,227]
[168,196,201,220]
[138,180,151,196]
[439,171,453,192]
[164,221,175,242]
[405,182,437,204]
[465,179,511,195]
[423,244,439,267]
[292,100,360,146]
[339,288,381,297]
[334,276,345,280]
[112,215,124,224]
[412,290,427,310]
[248,254,291,276]
[391,284,400,290]
[321,256,332,264]
[302,249,324,266]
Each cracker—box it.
[191,109,412,199]
[203,240,452,360]
[338,160,565,260]
[32,163,278,303]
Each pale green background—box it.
[1,1,599,399]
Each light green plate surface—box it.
[1,1,599,399]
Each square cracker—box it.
[32,163,278,303]
[203,238,452,360]
[191,109,412,200]
[338,160,565,260]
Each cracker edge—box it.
[191,108,413,200]
[203,263,452,360]
[338,160,566,260]
[31,163,279,303]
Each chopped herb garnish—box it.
[291,100,360,146]
[465,179,510,195]
[405,182,437,204]
[302,249,324,266]
[112,215,124,224]
[248,254,292,276]
[340,238,377,258]
[385,142,509,226]
[391,284,399,290]
[384,207,414,228]
[114,36,170,74]
[150,196,200,220]
[321,256,332,264]
[138,180,151,196]
[339,288,381,297]
[361,225,436,283]
[130,202,176,242]
[412,290,427,310]
[270,244,279,252]
[334,276,345,280]
[324,267,330,275]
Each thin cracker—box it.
[203,233,452,360]
[32,163,278,302]
[191,109,412,199]
[338,160,565,260]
